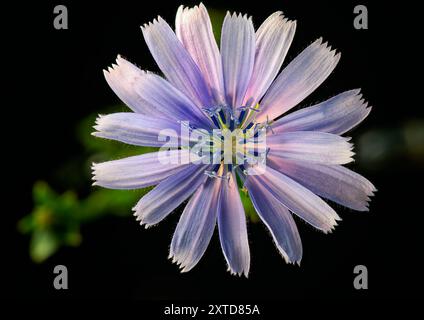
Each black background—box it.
[7,0,422,305]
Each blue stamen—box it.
[238,109,246,124]
[238,164,248,175]
[245,122,254,130]
[218,108,226,124]
[229,118,235,131]
[210,114,220,128]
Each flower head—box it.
[92,3,375,277]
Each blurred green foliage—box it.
[357,120,424,170]
[18,181,148,262]
[18,109,154,263]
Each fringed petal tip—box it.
[227,266,249,278]
[271,88,372,136]
[169,251,250,277]
[143,222,156,230]
[91,162,98,176]
[276,240,303,265]
[266,10,297,26]
[103,64,117,75]
[358,183,378,211]
[104,55,126,70]
[224,11,253,22]
[94,114,104,124]
[322,220,340,234]
[103,56,124,75]
[135,209,163,228]
[269,10,284,19]
[91,164,99,187]
[354,89,373,110]
[91,114,103,136]
[132,205,141,217]
[141,15,169,32]
[351,88,372,107]
[266,13,297,42]
[364,187,377,205]
[103,56,148,77]
[283,255,302,266]
[312,37,341,58]
[134,213,156,229]
[267,131,355,165]
[133,206,153,229]
[103,57,151,81]
[168,252,195,274]
[301,208,341,234]
[177,2,206,15]
[140,15,181,34]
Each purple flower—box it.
[92,3,375,276]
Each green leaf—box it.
[19,180,151,262]
[30,230,60,263]
[33,181,57,205]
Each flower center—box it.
[197,104,272,179]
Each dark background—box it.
[7,0,422,304]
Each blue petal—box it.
[93,113,183,147]
[169,174,221,272]
[92,150,191,190]
[217,172,250,276]
[221,12,255,109]
[268,157,376,211]
[104,56,213,129]
[103,56,151,115]
[247,178,302,264]
[142,17,214,108]
[264,131,354,165]
[246,166,340,233]
[133,164,210,227]
[243,12,296,107]
[271,90,371,135]
[131,72,214,129]
[176,4,225,105]
[257,38,340,122]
